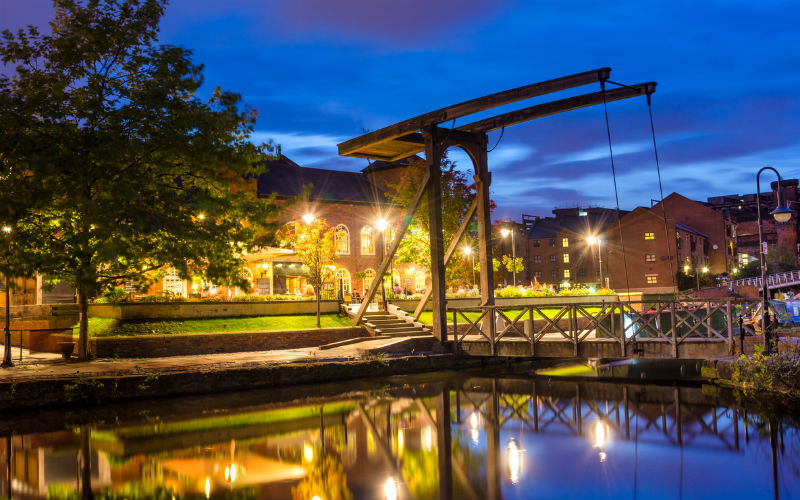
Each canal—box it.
[0,368,797,500]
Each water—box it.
[1,370,798,500]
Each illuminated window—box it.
[334,268,351,294]
[644,232,655,240]
[563,253,569,263]
[645,254,656,262]
[563,269,570,278]
[335,224,350,254]
[163,268,184,297]
[362,269,375,294]
[533,255,541,264]
[646,274,658,284]
[415,271,426,291]
[361,226,374,255]
[562,237,569,247]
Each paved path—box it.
[0,337,404,382]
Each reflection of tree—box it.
[292,450,352,500]
[401,448,439,499]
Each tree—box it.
[276,218,336,327]
[501,255,524,275]
[387,155,482,285]
[0,0,279,359]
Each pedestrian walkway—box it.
[0,336,425,382]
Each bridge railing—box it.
[450,298,760,357]
[730,269,800,290]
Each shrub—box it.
[733,346,800,393]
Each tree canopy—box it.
[0,0,279,358]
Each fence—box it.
[450,299,760,357]
[731,269,800,290]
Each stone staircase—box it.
[361,307,431,337]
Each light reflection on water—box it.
[0,373,798,500]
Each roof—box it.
[526,210,620,238]
[675,222,708,238]
[258,155,391,205]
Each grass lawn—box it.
[75,314,354,337]
[418,307,602,325]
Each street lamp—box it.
[684,263,709,290]
[586,235,604,288]
[302,213,315,225]
[501,227,517,287]
[756,167,793,354]
[2,225,12,368]
[463,246,476,286]
[375,218,390,310]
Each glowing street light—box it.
[586,235,604,288]
[463,246,476,285]
[500,226,517,286]
[302,213,315,225]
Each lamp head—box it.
[771,205,793,223]
[302,213,315,224]
[375,218,389,231]
[463,246,472,255]
[586,235,597,245]
[501,228,510,238]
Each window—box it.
[335,224,350,254]
[415,271,426,291]
[534,271,542,278]
[361,226,374,255]
[644,232,655,240]
[562,237,569,247]
[739,253,749,266]
[646,274,658,284]
[549,239,556,247]
[645,254,656,263]
[532,240,540,248]
[550,270,557,278]
[362,269,375,294]
[676,232,682,249]
[562,253,569,263]
[579,268,586,277]
[533,255,541,264]
[163,268,184,297]
[563,269,570,278]
[550,255,556,263]
[335,268,351,294]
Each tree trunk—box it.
[315,286,321,328]
[77,289,91,360]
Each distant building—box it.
[707,179,799,268]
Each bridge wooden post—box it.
[436,390,453,500]
[671,302,678,358]
[485,381,502,500]
[571,305,579,357]
[726,299,734,355]
[424,126,448,343]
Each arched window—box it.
[163,268,184,297]
[415,271,426,291]
[361,226,374,255]
[335,224,350,254]
[362,269,375,294]
[335,268,351,295]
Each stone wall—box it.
[84,326,366,358]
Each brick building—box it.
[707,179,799,268]
[524,208,621,287]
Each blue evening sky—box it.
[3,0,800,219]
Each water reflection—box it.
[0,375,799,500]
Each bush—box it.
[734,347,800,393]
[496,286,524,298]
[94,287,130,304]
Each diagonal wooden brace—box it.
[352,171,432,325]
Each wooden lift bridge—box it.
[338,68,656,343]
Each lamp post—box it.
[2,225,12,368]
[501,226,517,287]
[586,236,604,288]
[684,263,709,291]
[463,246,476,286]
[756,167,793,354]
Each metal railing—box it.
[450,299,759,357]
[730,269,800,290]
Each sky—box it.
[3,0,800,220]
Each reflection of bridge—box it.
[450,298,759,358]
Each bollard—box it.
[738,315,745,355]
